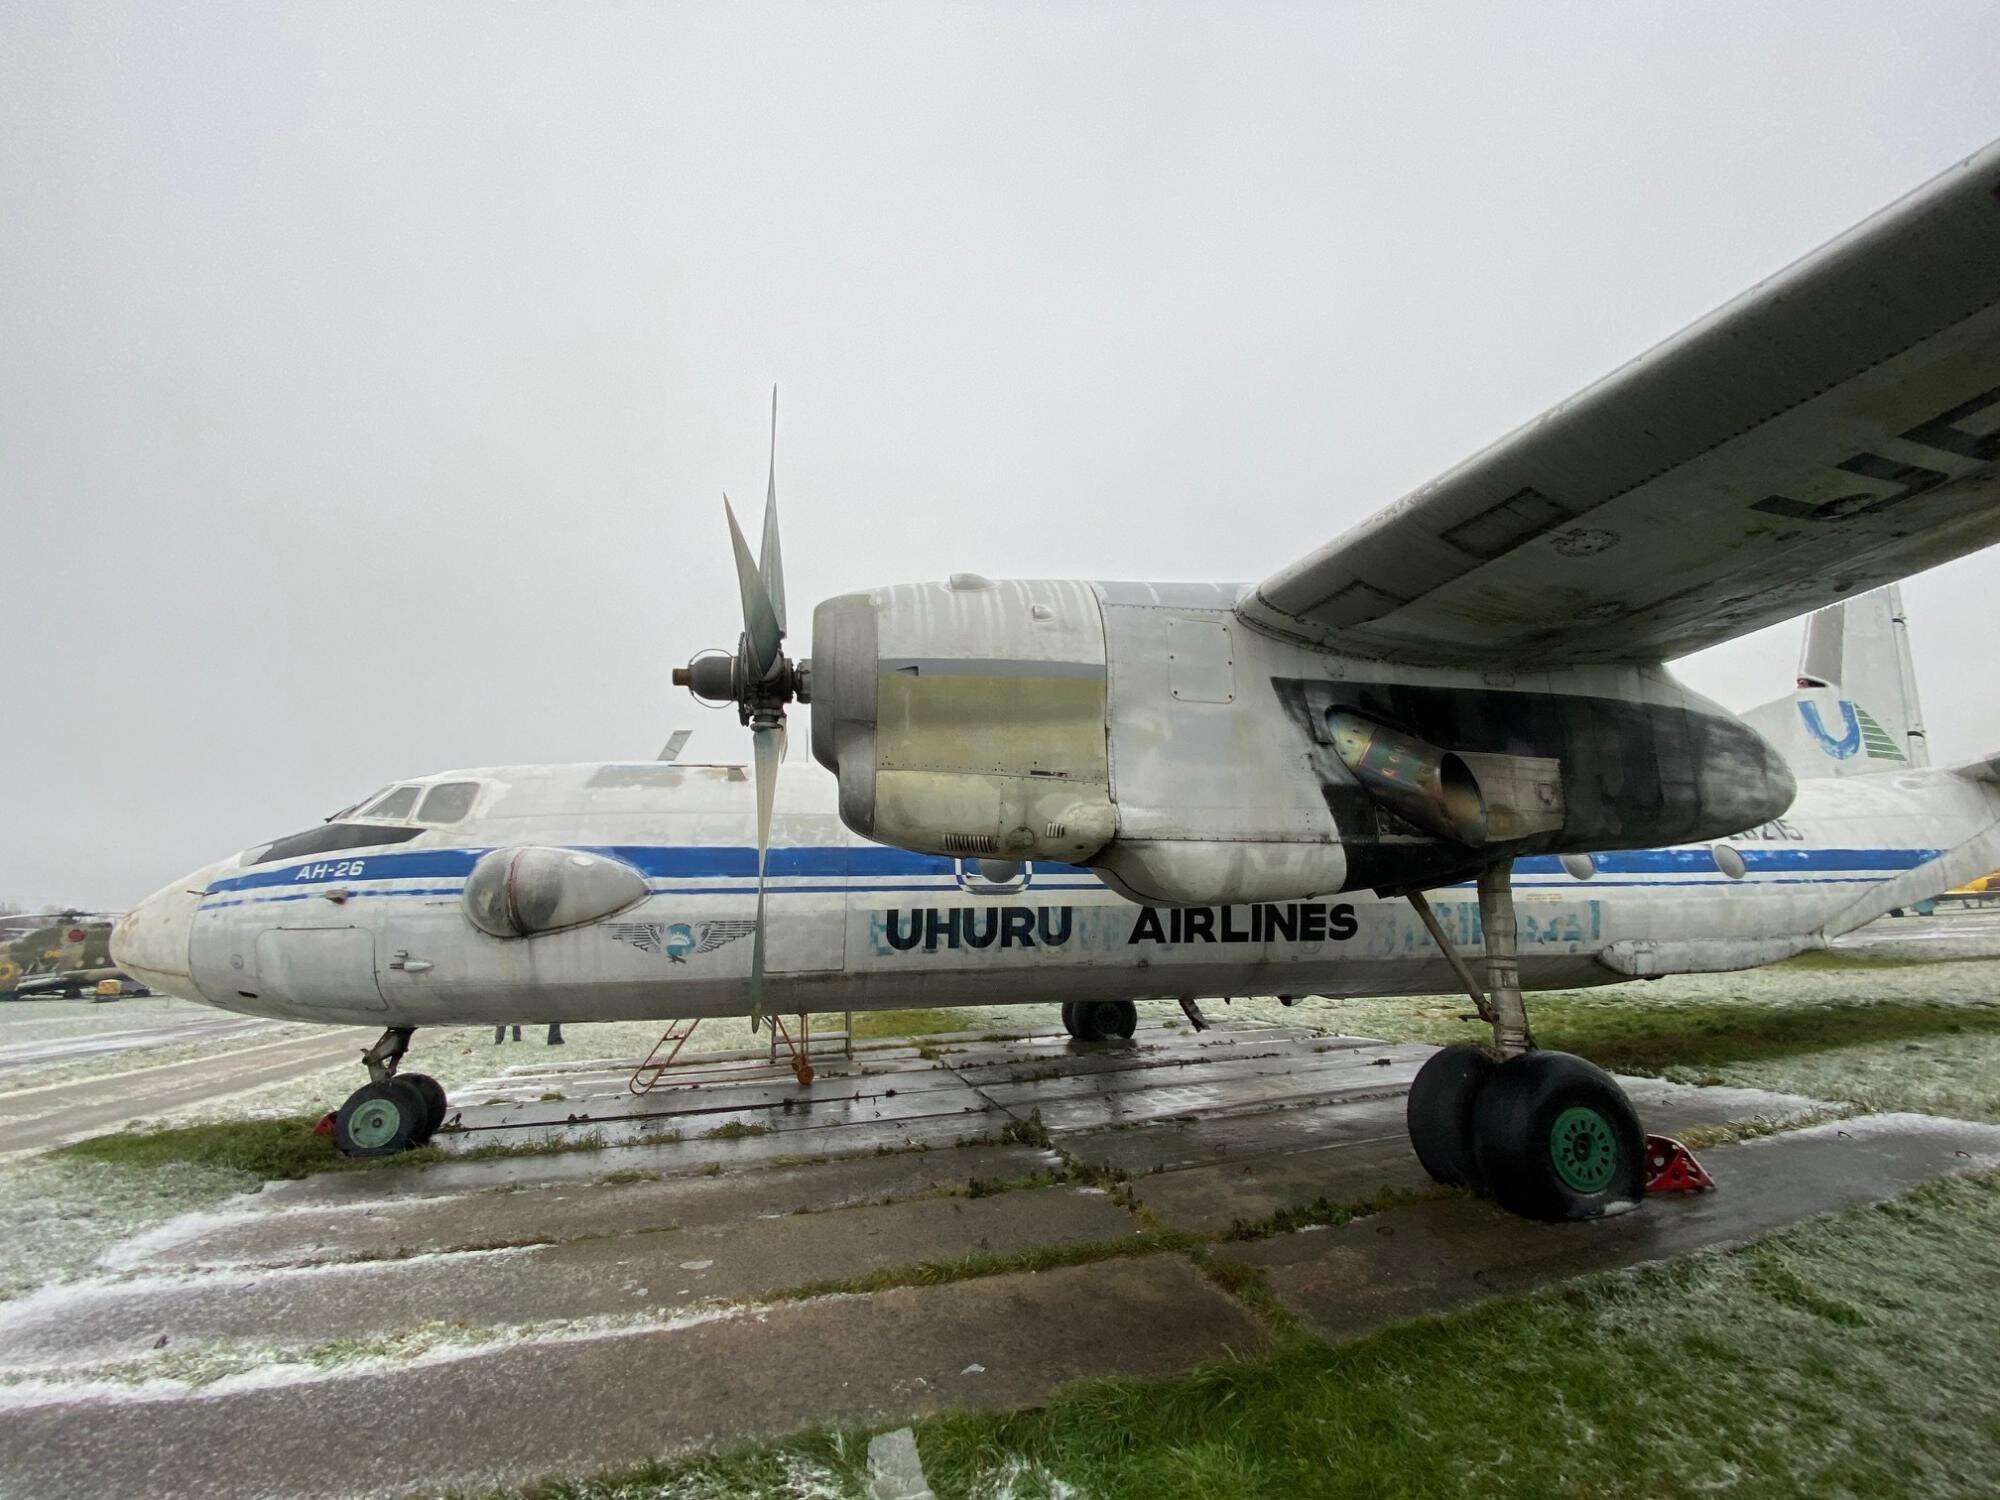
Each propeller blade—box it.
[760,385,786,635]
[724,496,784,680]
[747,720,785,1028]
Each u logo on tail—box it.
[1798,699,1863,759]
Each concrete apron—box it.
[3,1020,1995,1500]
[1229,1113,2000,1342]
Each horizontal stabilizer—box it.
[1818,815,2000,940]
[1948,752,2000,785]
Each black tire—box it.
[1470,1050,1646,1222]
[1406,1044,1497,1190]
[400,1072,448,1142]
[1067,1000,1137,1043]
[333,1079,427,1158]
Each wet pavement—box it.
[0,1014,283,1072]
[2,1016,1996,1499]
[1231,1112,2000,1340]
[0,1026,372,1159]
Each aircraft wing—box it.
[1237,139,2000,666]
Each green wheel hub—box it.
[1549,1105,1619,1193]
[347,1096,406,1150]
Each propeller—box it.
[673,388,808,1028]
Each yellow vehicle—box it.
[1944,871,2000,906]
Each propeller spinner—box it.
[672,389,810,1027]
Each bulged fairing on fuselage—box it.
[122,749,2000,1031]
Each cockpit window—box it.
[417,781,479,824]
[246,823,425,866]
[363,786,421,820]
[325,786,388,822]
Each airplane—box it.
[115,138,2000,1222]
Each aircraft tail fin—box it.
[1740,585,1929,779]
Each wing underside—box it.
[1239,139,2000,666]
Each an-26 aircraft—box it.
[117,140,2000,1222]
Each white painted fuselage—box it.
[114,756,2000,1030]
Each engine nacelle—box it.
[809,575,1796,906]
[809,577,1119,863]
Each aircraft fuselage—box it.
[114,757,1998,1029]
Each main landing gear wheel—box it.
[333,1079,428,1158]
[1470,1050,1646,1222]
[1407,1043,1496,1191]
[1405,863,1652,1222]
[399,1072,448,1143]
[1061,1000,1137,1043]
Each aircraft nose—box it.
[112,869,212,1001]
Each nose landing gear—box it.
[332,1027,450,1158]
[1406,861,1648,1221]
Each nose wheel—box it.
[332,1027,449,1158]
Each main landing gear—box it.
[1062,1000,1137,1044]
[1405,862,1646,1221]
[332,1026,451,1158]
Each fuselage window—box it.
[417,781,479,824]
[1710,843,1749,880]
[363,786,421,821]
[1559,853,1597,881]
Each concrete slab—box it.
[1104,1076,1827,1236]
[0,1028,370,1159]
[976,1045,1427,1116]
[0,1256,1266,1500]
[1618,1076,1827,1137]
[265,1109,1022,1206]
[433,1067,994,1150]
[1228,1113,2000,1344]
[0,1185,1137,1367]
[1134,1133,1436,1235]
[133,1142,1062,1270]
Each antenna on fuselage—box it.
[657,729,692,763]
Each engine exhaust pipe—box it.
[1327,711,1488,845]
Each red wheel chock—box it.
[312,1111,337,1137]
[1644,1134,1714,1195]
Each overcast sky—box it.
[5,4,1999,910]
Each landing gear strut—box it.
[333,1026,450,1158]
[1062,1000,1137,1043]
[1406,860,1646,1221]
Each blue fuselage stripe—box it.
[195,840,1943,913]
[202,842,1944,896]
